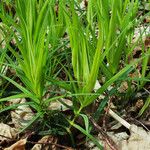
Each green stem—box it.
[69,106,83,128]
[66,106,83,147]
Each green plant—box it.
[0,0,66,128]
[0,27,6,72]
[0,22,10,97]
[55,1,137,148]
[0,30,7,96]
[97,0,138,76]
[0,0,149,149]
[139,96,150,116]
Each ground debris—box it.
[10,98,34,129]
[4,139,26,150]
[31,136,57,150]
[119,124,150,150]
[0,123,17,144]
[86,124,150,150]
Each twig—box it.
[141,121,150,127]
[88,115,119,150]
[108,109,131,130]
[103,96,114,130]
[94,81,131,130]
[136,119,150,132]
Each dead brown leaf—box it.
[144,16,150,23]
[118,81,128,93]
[31,136,57,150]
[135,99,144,109]
[4,139,26,150]
[48,99,72,111]
[0,123,17,144]
[10,98,34,128]
[120,124,150,150]
[145,36,150,48]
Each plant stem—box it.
[67,106,83,147]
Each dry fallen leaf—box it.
[48,99,72,111]
[10,98,34,128]
[107,131,129,149]
[0,123,17,144]
[135,99,144,109]
[144,16,150,23]
[118,81,128,93]
[133,26,150,43]
[86,124,150,150]
[31,136,57,150]
[120,124,150,150]
[4,139,26,150]
[145,36,150,47]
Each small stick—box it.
[108,109,131,130]
[136,119,150,132]
[88,115,119,150]
[94,81,131,130]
